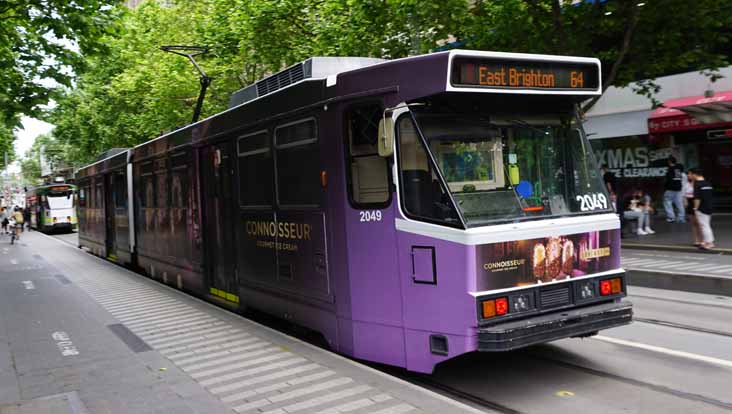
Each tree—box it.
[49,0,732,168]
[50,0,471,165]
[0,0,119,125]
[463,0,732,112]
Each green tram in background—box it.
[25,184,78,233]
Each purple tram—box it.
[76,50,632,373]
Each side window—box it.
[140,161,154,208]
[95,183,103,209]
[79,185,87,207]
[275,119,320,206]
[114,172,127,209]
[171,151,189,209]
[88,183,94,208]
[346,104,390,206]
[238,131,273,207]
[397,116,460,226]
[155,158,167,210]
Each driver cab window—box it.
[397,116,460,227]
[346,104,390,206]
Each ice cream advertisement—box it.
[476,229,620,291]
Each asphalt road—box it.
[49,231,732,413]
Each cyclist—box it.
[11,208,23,241]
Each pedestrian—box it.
[602,165,617,210]
[663,156,685,223]
[22,207,30,232]
[683,172,701,246]
[689,168,714,250]
[0,207,7,234]
[623,189,654,235]
[637,189,655,234]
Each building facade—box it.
[584,67,732,211]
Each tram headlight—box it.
[510,294,532,312]
[579,281,595,299]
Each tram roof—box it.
[27,183,77,193]
[79,50,601,169]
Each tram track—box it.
[527,352,732,412]
[392,347,732,414]
[51,232,732,412]
[392,371,525,414]
[629,293,732,311]
[634,317,732,339]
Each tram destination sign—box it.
[451,57,600,91]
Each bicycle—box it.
[8,220,17,245]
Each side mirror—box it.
[378,117,394,157]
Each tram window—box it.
[79,186,87,207]
[275,119,320,206]
[346,105,390,206]
[238,131,273,206]
[171,152,189,208]
[95,183,103,209]
[114,173,127,208]
[156,171,167,209]
[141,175,155,208]
[397,116,460,226]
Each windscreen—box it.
[46,193,74,209]
[409,111,610,227]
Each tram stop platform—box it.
[622,213,732,255]
[0,231,487,414]
[621,214,732,297]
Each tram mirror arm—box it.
[378,116,394,157]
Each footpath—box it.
[0,231,488,414]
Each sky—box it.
[12,116,55,174]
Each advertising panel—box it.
[476,229,620,291]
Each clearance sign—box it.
[451,57,600,91]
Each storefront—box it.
[584,67,732,211]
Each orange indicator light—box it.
[320,170,328,188]
[610,278,622,294]
[482,300,496,318]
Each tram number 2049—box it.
[359,210,383,222]
[576,193,608,211]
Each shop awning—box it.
[648,91,732,134]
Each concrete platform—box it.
[0,231,488,414]
[622,213,732,255]
[623,249,732,297]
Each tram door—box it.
[201,143,238,302]
[104,173,117,260]
[342,104,403,360]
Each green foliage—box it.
[48,0,731,167]
[51,0,471,165]
[19,133,64,185]
[0,0,118,153]
[463,0,732,110]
